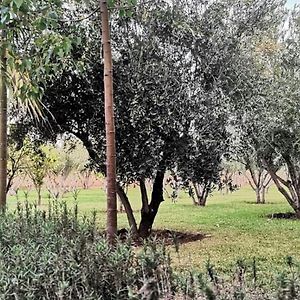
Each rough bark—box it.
[261,187,266,204]
[100,0,117,244]
[198,192,208,206]
[116,183,138,235]
[189,184,197,205]
[140,178,150,214]
[255,188,261,204]
[193,182,209,206]
[264,159,300,217]
[0,29,7,211]
[246,165,271,204]
[139,170,165,238]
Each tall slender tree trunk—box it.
[100,0,117,244]
[37,186,42,206]
[0,29,7,211]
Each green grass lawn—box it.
[8,185,300,274]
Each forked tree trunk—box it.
[193,182,209,207]
[0,29,7,211]
[246,165,271,204]
[100,0,117,244]
[264,159,300,218]
[116,183,138,236]
[198,189,209,206]
[139,170,165,238]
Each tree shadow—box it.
[267,212,299,220]
[245,201,277,205]
[151,229,208,246]
[117,229,208,246]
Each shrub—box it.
[0,202,174,299]
[0,202,300,299]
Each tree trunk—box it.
[116,183,138,236]
[193,182,201,205]
[140,178,150,214]
[256,188,261,204]
[0,29,7,211]
[100,0,117,244]
[118,197,124,212]
[188,184,197,205]
[37,186,42,206]
[261,187,266,204]
[198,196,207,206]
[198,189,208,206]
[295,209,300,219]
[193,182,209,206]
[139,170,165,238]
[263,159,299,212]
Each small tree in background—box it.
[243,154,272,204]
[0,0,79,209]
[26,144,54,205]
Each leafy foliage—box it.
[1,0,81,116]
[13,0,290,230]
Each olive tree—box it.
[259,7,300,216]
[19,0,286,235]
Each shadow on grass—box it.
[267,212,300,220]
[118,229,207,246]
[152,229,207,245]
[244,201,277,205]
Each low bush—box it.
[0,202,299,299]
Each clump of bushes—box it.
[0,202,174,299]
[0,202,300,299]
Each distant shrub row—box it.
[0,202,299,299]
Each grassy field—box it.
[8,185,300,274]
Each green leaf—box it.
[126,10,133,18]
[34,17,48,31]
[108,0,115,9]
[62,38,72,55]
[57,48,64,58]
[0,12,10,25]
[129,0,137,5]
[119,8,126,17]
[13,0,24,9]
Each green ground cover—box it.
[8,186,300,274]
